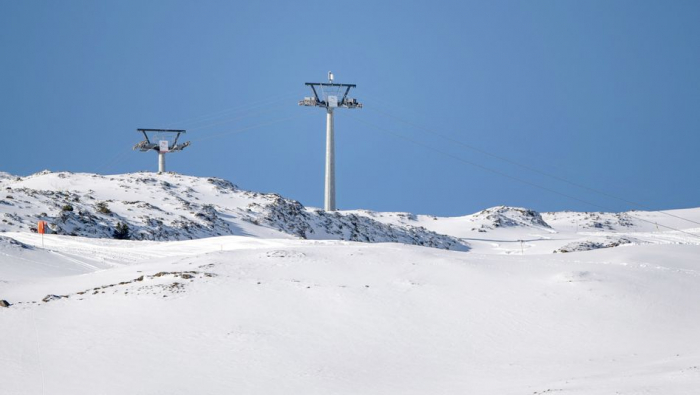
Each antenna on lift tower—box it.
[133,128,191,173]
[299,72,362,211]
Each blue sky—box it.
[1,0,698,216]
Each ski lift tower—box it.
[299,72,362,211]
[133,128,191,173]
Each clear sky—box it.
[1,0,698,216]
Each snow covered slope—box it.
[4,171,699,255]
[1,170,700,393]
[0,171,466,250]
[347,205,700,255]
[1,232,699,394]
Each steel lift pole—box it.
[300,72,362,211]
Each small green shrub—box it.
[113,222,130,240]
[61,204,74,212]
[96,202,111,214]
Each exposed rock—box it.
[248,195,468,250]
[0,171,469,250]
[42,294,68,303]
[555,237,635,253]
[543,211,638,231]
[470,206,551,231]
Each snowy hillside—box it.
[4,171,699,256]
[1,233,700,394]
[2,170,700,394]
[0,171,466,250]
[347,205,700,255]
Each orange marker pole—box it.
[38,221,46,248]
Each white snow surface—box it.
[0,171,466,250]
[1,171,700,394]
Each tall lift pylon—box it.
[299,72,362,211]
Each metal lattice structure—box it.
[133,128,191,173]
[299,72,362,211]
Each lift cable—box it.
[95,93,298,173]
[187,103,290,133]
[190,112,308,143]
[347,114,700,241]
[97,111,303,173]
[362,97,700,228]
[163,91,298,129]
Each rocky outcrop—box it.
[0,171,469,250]
[470,206,552,232]
[554,237,636,253]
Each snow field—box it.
[2,171,700,394]
[1,235,699,394]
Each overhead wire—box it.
[186,102,291,133]
[95,150,129,174]
[163,91,298,129]
[346,113,700,241]
[175,95,297,131]
[93,92,298,173]
[362,95,700,228]
[190,111,309,143]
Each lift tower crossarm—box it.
[137,129,186,146]
[133,128,190,173]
